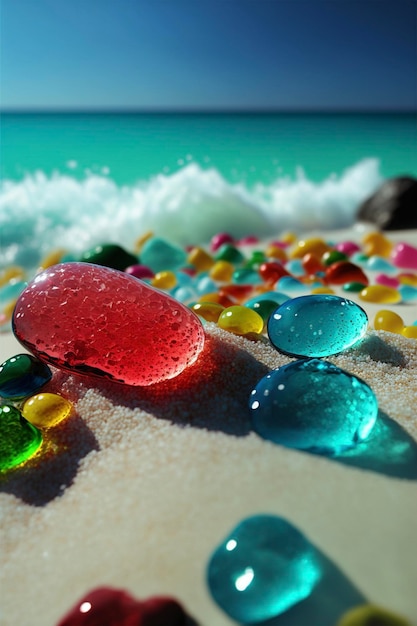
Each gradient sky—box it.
[1,0,416,110]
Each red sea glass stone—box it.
[12,263,205,386]
[55,587,189,626]
[324,261,369,286]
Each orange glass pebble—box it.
[402,326,417,339]
[192,302,225,323]
[325,261,369,286]
[218,305,264,336]
[359,285,401,304]
[187,246,215,272]
[264,244,287,262]
[151,271,177,290]
[290,238,331,259]
[398,272,417,287]
[362,231,393,257]
[373,310,404,334]
[258,262,289,285]
[22,393,73,428]
[302,253,324,275]
[209,260,235,282]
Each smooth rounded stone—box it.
[324,261,369,286]
[12,263,205,386]
[336,603,412,626]
[56,587,190,626]
[249,359,378,454]
[0,404,43,471]
[80,243,138,271]
[391,242,417,270]
[0,354,52,401]
[356,176,417,230]
[206,514,322,623]
[267,294,368,358]
[218,305,264,336]
[22,393,73,428]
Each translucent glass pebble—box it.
[267,294,368,358]
[80,243,138,271]
[0,354,52,401]
[218,305,264,336]
[22,393,73,428]
[249,359,378,454]
[374,310,404,334]
[12,263,205,386]
[336,603,412,626]
[139,237,187,273]
[391,242,417,269]
[0,405,43,471]
[359,285,401,304]
[206,514,322,623]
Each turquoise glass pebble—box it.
[249,359,378,454]
[365,255,396,273]
[232,268,263,285]
[399,285,417,302]
[245,291,290,307]
[0,280,27,307]
[0,354,52,401]
[206,514,322,623]
[268,294,368,358]
[0,404,43,471]
[285,258,304,276]
[139,237,187,273]
[276,276,304,291]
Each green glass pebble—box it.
[139,237,187,273]
[322,250,348,265]
[0,354,52,401]
[342,281,368,293]
[245,250,266,269]
[232,268,262,285]
[207,514,322,623]
[214,244,245,265]
[0,404,43,471]
[246,299,280,323]
[80,243,138,271]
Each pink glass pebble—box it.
[124,264,155,280]
[237,235,259,245]
[335,241,361,256]
[375,274,400,288]
[391,242,417,270]
[12,263,205,386]
[210,232,234,252]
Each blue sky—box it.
[1,0,416,110]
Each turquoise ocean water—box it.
[1,111,416,270]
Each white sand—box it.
[1,226,417,625]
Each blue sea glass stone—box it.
[206,514,322,623]
[0,354,52,401]
[139,237,187,273]
[267,294,368,357]
[249,359,378,454]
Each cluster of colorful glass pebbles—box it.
[0,353,73,471]
[1,230,417,337]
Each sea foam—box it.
[0,158,382,270]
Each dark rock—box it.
[356,176,417,230]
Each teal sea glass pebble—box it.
[0,404,43,471]
[249,359,378,454]
[0,353,52,400]
[268,294,368,357]
[207,514,322,623]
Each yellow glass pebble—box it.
[402,325,417,339]
[359,285,401,304]
[192,302,225,323]
[38,248,67,270]
[374,310,404,334]
[22,393,73,428]
[218,305,264,336]
[187,246,215,272]
[209,260,235,282]
[0,266,26,286]
[398,272,417,287]
[310,286,335,295]
[280,232,297,245]
[336,603,411,626]
[199,292,223,304]
[151,270,177,290]
[264,244,287,262]
[133,230,154,253]
[290,237,331,259]
[362,231,393,258]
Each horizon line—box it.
[1,105,416,115]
